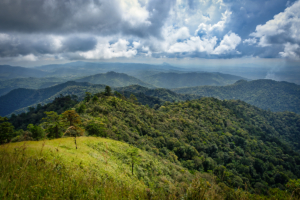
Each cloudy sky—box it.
[0,0,299,67]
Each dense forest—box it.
[1,88,300,199]
[173,79,300,114]
[116,85,201,103]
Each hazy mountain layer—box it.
[0,65,49,80]
[0,77,65,96]
[0,81,105,116]
[172,79,300,114]
[142,72,248,88]
[75,71,154,88]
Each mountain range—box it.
[172,79,300,114]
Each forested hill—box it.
[142,72,248,88]
[116,85,201,102]
[75,71,154,88]
[0,81,105,116]
[4,93,300,194]
[172,79,300,114]
[71,96,300,190]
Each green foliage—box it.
[86,122,106,137]
[116,85,201,103]
[27,124,45,140]
[78,96,300,191]
[0,116,14,143]
[84,92,92,102]
[42,111,63,138]
[9,95,78,130]
[76,103,86,114]
[126,146,141,175]
[104,85,112,96]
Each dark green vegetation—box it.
[116,85,201,103]
[75,71,153,88]
[143,72,248,88]
[1,91,300,198]
[0,81,105,116]
[9,95,78,130]
[0,77,64,96]
[173,79,300,114]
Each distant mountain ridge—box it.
[0,81,106,116]
[172,79,300,114]
[142,72,249,88]
[74,71,154,88]
[0,77,64,96]
[0,65,49,80]
[116,85,201,102]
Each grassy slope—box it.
[0,137,192,199]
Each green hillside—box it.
[172,79,300,114]
[75,71,154,88]
[143,72,248,88]
[0,137,193,199]
[0,81,106,116]
[1,93,300,198]
[0,77,64,96]
[116,85,201,102]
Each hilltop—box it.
[75,71,154,88]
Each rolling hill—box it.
[116,85,201,102]
[172,79,300,114]
[0,77,65,96]
[142,72,248,88]
[75,71,154,88]
[0,81,106,116]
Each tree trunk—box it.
[132,162,134,175]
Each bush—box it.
[86,122,106,137]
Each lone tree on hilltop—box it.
[104,86,112,96]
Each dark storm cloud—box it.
[0,0,175,39]
[0,0,122,35]
[62,36,97,52]
[0,34,97,57]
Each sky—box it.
[0,0,299,68]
